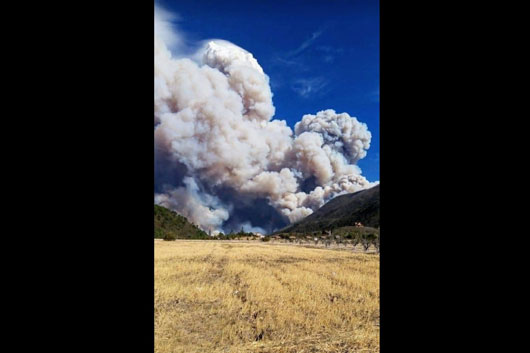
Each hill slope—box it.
[154,204,209,239]
[277,184,379,234]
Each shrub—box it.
[163,232,177,241]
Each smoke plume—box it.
[154,6,377,234]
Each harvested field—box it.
[155,240,379,353]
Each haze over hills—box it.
[276,184,379,234]
[155,184,379,238]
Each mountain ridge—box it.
[275,184,379,234]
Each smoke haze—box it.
[154,6,377,234]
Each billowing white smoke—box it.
[154,7,376,233]
[154,177,230,232]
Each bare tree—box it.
[351,236,360,249]
[361,237,371,252]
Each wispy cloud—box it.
[271,55,308,69]
[270,29,334,70]
[269,28,338,98]
[316,46,344,54]
[291,77,329,98]
[316,46,345,64]
[287,29,324,58]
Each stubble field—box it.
[155,240,379,353]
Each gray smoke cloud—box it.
[154,6,377,234]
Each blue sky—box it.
[157,0,379,181]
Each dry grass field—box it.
[155,240,379,353]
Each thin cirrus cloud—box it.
[278,29,334,98]
[271,56,309,71]
[286,29,324,58]
[316,46,345,54]
[316,45,345,64]
[270,29,324,71]
[291,77,329,98]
